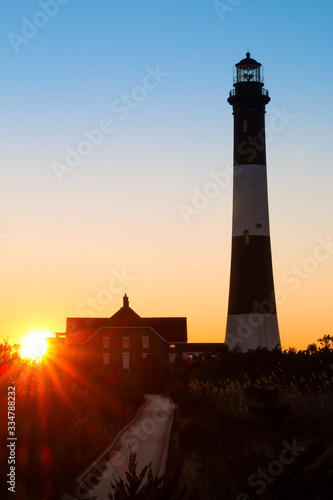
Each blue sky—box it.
[1,0,333,348]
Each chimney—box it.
[123,294,129,308]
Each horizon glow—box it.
[1,0,332,350]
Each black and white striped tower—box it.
[225,53,281,351]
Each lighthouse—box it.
[225,53,281,351]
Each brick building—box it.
[47,294,188,372]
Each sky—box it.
[1,0,332,350]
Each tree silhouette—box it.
[317,334,333,350]
[109,448,163,499]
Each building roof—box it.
[58,295,187,344]
[106,302,142,326]
[63,318,105,344]
[236,52,261,67]
[142,317,187,343]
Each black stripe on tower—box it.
[232,97,268,166]
[228,67,270,167]
[228,235,276,315]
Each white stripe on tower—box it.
[232,164,270,238]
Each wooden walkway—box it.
[74,395,175,499]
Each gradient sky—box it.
[1,0,333,350]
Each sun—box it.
[20,331,49,361]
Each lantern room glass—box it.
[236,64,261,83]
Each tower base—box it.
[225,314,280,351]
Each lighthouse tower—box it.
[225,53,281,351]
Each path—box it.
[74,394,175,499]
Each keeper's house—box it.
[47,295,188,372]
[47,295,226,372]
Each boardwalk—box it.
[74,395,175,500]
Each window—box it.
[103,337,109,349]
[103,353,109,365]
[122,352,130,370]
[123,337,129,348]
[243,230,249,245]
[142,352,149,360]
[142,336,149,349]
[169,353,177,364]
[243,119,247,132]
[170,344,175,349]
[256,223,262,228]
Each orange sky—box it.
[1,2,333,352]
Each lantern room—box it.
[234,52,263,84]
[228,52,269,103]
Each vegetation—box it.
[108,449,164,500]
[165,336,333,499]
[1,336,333,499]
